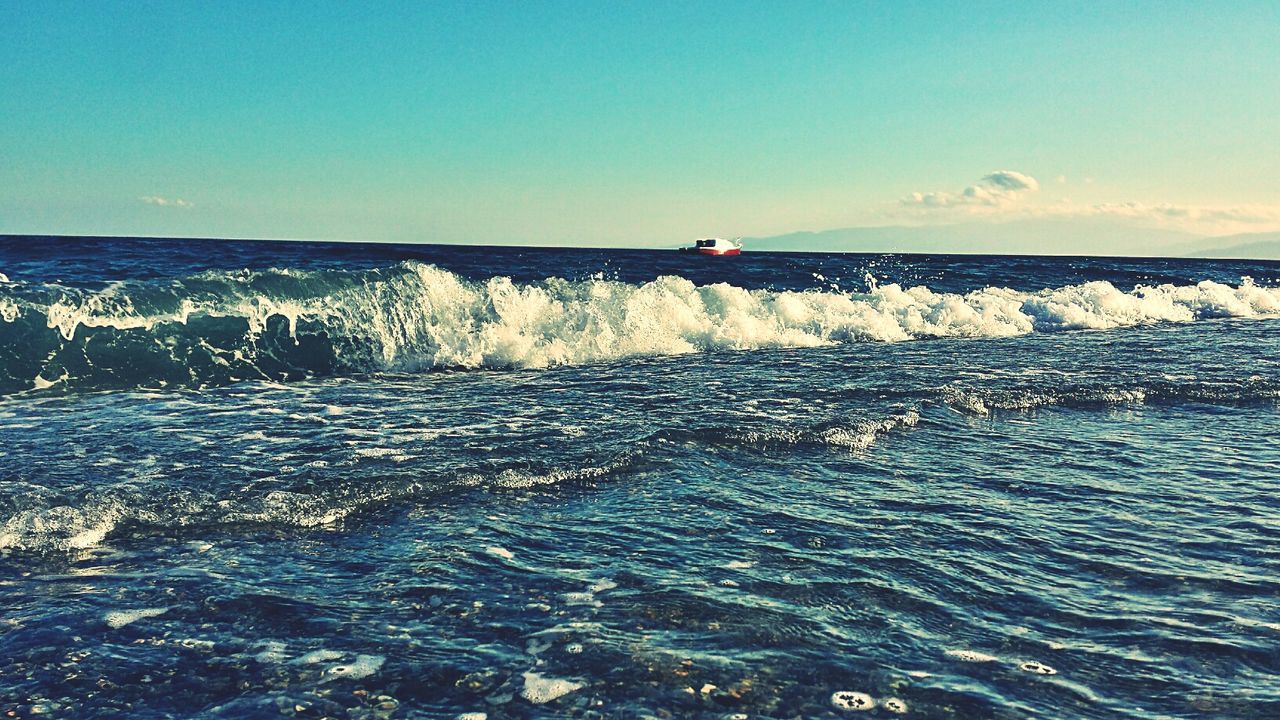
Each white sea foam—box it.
[729,409,920,451]
[588,578,618,592]
[0,505,122,551]
[0,453,643,553]
[104,607,167,628]
[22,263,1280,382]
[945,648,999,662]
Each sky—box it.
[2,1,1278,248]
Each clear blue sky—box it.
[2,1,1278,245]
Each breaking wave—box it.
[7,372,1276,555]
[0,453,647,554]
[939,379,1280,415]
[1,261,1278,394]
[0,401,938,554]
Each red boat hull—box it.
[697,247,741,256]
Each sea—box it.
[1,235,1278,719]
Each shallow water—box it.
[2,237,1279,718]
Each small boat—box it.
[681,237,742,256]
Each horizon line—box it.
[4,232,1277,262]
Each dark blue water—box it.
[2,236,1278,719]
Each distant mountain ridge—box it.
[746,220,1280,259]
[1184,232,1280,260]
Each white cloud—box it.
[140,195,194,209]
[981,170,1039,192]
[902,170,1040,209]
[892,171,1280,234]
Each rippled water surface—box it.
[2,237,1279,718]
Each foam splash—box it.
[714,409,920,452]
[104,607,168,629]
[940,379,1280,415]
[2,262,1278,394]
[0,504,123,551]
[945,649,999,662]
[0,450,650,554]
[485,546,515,560]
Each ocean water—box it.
[2,236,1279,719]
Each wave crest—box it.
[1,262,1277,394]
